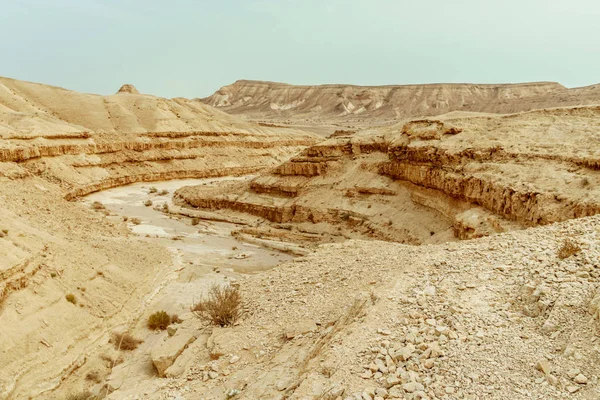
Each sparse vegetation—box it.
[1,229,8,234]
[159,189,169,195]
[50,272,57,278]
[192,284,242,326]
[162,203,169,212]
[85,370,101,383]
[91,201,105,210]
[122,216,128,222]
[130,217,141,225]
[191,218,200,226]
[209,351,224,360]
[143,200,153,207]
[558,238,582,259]
[149,186,158,193]
[148,310,172,330]
[65,293,76,304]
[111,331,142,351]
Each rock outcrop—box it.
[175,105,600,244]
[116,84,140,94]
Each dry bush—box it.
[65,293,76,304]
[558,238,582,259]
[209,351,224,360]
[149,186,158,193]
[192,284,242,326]
[91,201,105,210]
[191,218,200,226]
[100,353,124,367]
[162,203,169,212]
[130,218,141,225]
[159,189,169,196]
[85,370,101,383]
[148,311,171,330]
[143,200,153,207]
[111,332,142,351]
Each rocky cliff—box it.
[175,105,600,244]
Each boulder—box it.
[151,329,197,377]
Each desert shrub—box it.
[122,216,128,222]
[130,218,141,225]
[85,370,101,383]
[191,218,200,226]
[1,229,7,234]
[149,186,157,193]
[159,189,169,196]
[162,203,169,212]
[50,272,57,278]
[144,200,153,207]
[209,351,224,360]
[111,332,142,351]
[91,201,105,210]
[192,284,242,326]
[148,311,171,330]
[65,293,76,304]
[558,238,582,259]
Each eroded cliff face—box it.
[175,106,600,244]
[198,79,585,123]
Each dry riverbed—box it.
[76,177,296,397]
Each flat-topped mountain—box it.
[198,79,584,122]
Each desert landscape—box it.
[1,74,600,400]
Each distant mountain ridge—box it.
[199,80,600,122]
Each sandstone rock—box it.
[536,360,551,375]
[402,381,424,393]
[151,329,197,377]
[116,84,140,94]
[574,374,588,384]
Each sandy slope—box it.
[0,77,318,399]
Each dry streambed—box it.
[75,177,295,398]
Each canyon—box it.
[1,76,599,400]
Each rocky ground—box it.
[136,215,600,400]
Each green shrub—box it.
[148,311,171,330]
[65,293,76,304]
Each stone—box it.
[567,368,581,379]
[385,376,401,388]
[402,382,424,393]
[150,329,197,377]
[393,344,415,361]
[536,360,551,375]
[229,355,240,364]
[208,371,218,379]
[574,374,588,384]
[567,385,580,393]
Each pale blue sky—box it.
[1,0,599,98]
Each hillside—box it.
[0,77,318,399]
[198,80,565,122]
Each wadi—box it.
[1,76,599,400]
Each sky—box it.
[1,0,599,98]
